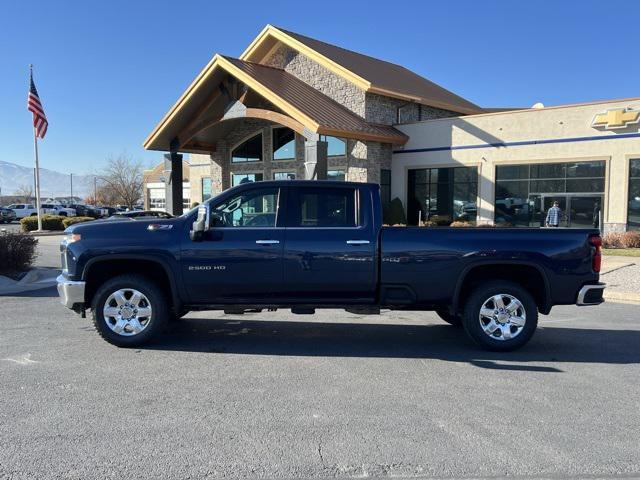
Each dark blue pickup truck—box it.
[57,180,605,351]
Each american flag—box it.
[28,70,48,139]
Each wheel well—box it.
[84,259,174,310]
[455,264,549,314]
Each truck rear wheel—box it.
[435,309,462,326]
[91,274,168,347]
[462,281,538,351]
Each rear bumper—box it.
[56,274,85,309]
[576,282,606,306]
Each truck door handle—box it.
[346,240,370,245]
[256,239,280,245]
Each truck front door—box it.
[181,186,284,303]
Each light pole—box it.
[70,173,73,202]
[94,176,97,205]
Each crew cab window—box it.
[211,188,279,228]
[292,187,356,227]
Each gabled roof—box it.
[143,55,408,151]
[241,25,483,115]
[223,57,408,143]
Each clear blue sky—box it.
[1,0,637,175]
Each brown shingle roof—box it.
[223,56,408,144]
[275,27,483,115]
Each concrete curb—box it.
[604,290,640,305]
[0,267,60,295]
[27,231,65,237]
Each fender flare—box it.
[82,254,182,311]
[451,260,552,314]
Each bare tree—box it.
[99,155,144,208]
[15,184,33,203]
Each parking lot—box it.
[1,247,639,479]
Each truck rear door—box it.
[282,184,376,304]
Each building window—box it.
[320,135,346,157]
[380,169,391,210]
[202,177,212,202]
[273,171,296,180]
[232,133,262,163]
[629,159,640,230]
[495,160,605,227]
[231,172,263,187]
[407,167,478,225]
[148,188,165,211]
[272,127,295,161]
[327,170,346,181]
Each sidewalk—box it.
[0,267,59,295]
[601,255,640,304]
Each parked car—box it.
[6,204,39,219]
[108,210,174,220]
[41,203,76,217]
[66,204,102,218]
[57,180,605,351]
[0,207,17,223]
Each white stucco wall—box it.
[392,98,640,229]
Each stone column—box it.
[304,140,328,180]
[164,152,183,216]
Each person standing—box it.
[545,201,563,227]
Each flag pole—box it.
[30,64,43,232]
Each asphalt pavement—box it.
[1,289,639,479]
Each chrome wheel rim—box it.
[478,294,526,341]
[103,288,152,337]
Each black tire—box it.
[91,274,169,347]
[461,280,538,351]
[436,309,462,326]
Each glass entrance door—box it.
[568,195,602,229]
[539,195,602,228]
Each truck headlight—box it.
[65,233,82,243]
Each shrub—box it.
[622,231,640,248]
[384,198,406,225]
[62,216,95,229]
[191,202,200,208]
[20,214,65,232]
[429,215,453,226]
[0,232,38,272]
[450,221,473,227]
[602,232,625,248]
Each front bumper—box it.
[56,274,86,309]
[576,282,606,306]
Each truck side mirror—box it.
[190,204,210,241]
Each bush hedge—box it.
[603,231,640,249]
[20,214,65,232]
[0,232,38,272]
[62,216,95,229]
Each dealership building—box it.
[144,25,640,232]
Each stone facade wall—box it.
[264,45,366,117]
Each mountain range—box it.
[0,160,93,199]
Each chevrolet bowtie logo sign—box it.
[592,108,640,130]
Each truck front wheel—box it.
[462,281,538,351]
[91,274,169,347]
